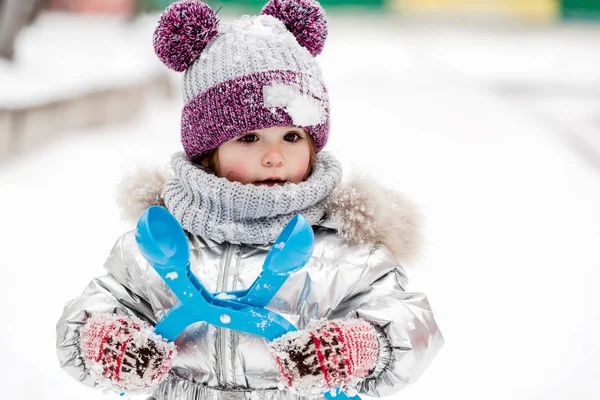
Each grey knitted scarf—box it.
[162,151,342,245]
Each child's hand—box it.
[79,313,176,393]
[270,319,379,395]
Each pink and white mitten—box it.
[270,319,380,394]
[80,313,176,393]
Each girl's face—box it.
[214,126,312,186]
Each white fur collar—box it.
[116,167,423,265]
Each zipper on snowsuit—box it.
[216,242,236,387]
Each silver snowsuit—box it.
[56,222,443,400]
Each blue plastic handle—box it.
[263,213,314,274]
[135,205,190,269]
[135,206,306,341]
[217,214,314,308]
[135,206,359,400]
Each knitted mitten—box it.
[79,313,176,393]
[270,319,379,394]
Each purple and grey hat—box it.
[153,0,330,160]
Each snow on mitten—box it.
[80,313,176,393]
[270,319,379,394]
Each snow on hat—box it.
[153,0,330,160]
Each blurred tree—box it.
[141,0,383,12]
[562,0,600,19]
[0,0,45,61]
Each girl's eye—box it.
[284,132,301,142]
[238,134,258,143]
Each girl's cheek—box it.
[220,160,253,183]
[290,170,307,183]
[293,153,312,182]
[288,161,310,183]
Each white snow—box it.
[1,12,600,400]
[247,18,276,38]
[263,83,296,107]
[257,320,268,330]
[263,83,325,126]
[215,293,237,300]
[165,272,178,280]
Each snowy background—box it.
[1,10,600,400]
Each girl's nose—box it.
[262,146,284,167]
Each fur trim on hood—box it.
[116,168,423,265]
[324,173,423,266]
[116,166,166,222]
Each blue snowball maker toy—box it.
[135,205,360,400]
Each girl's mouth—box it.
[254,179,287,186]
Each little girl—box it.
[56,0,444,398]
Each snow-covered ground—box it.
[1,12,600,400]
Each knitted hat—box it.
[153,0,330,160]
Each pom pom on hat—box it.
[261,0,327,56]
[153,0,219,72]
